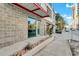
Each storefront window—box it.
[28,17,40,38]
[28,17,36,37]
[77,9,79,14]
[37,21,40,35]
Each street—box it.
[55,30,79,41]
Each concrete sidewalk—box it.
[35,39,72,56]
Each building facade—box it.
[0,3,55,56]
[72,3,79,30]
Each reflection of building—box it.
[0,3,55,56]
[72,3,79,30]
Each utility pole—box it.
[69,4,74,43]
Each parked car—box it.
[70,28,75,31]
[56,28,62,34]
[65,28,70,32]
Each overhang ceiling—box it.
[13,3,50,18]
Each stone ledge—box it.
[26,35,49,49]
[27,35,49,44]
[23,36,54,56]
[0,40,28,56]
[15,35,50,56]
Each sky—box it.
[53,3,73,25]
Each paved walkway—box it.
[35,39,72,56]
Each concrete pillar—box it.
[39,20,44,36]
[53,25,56,33]
[44,22,48,35]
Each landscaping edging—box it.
[23,36,54,56]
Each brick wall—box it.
[0,4,28,48]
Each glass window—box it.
[49,3,52,8]
[28,17,36,38]
[28,17,40,38]
[77,9,79,14]
[38,3,47,11]
[37,21,40,35]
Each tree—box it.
[55,13,65,31]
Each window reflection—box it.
[28,17,40,38]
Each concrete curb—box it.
[67,40,73,56]
[23,36,54,56]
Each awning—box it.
[13,3,50,18]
